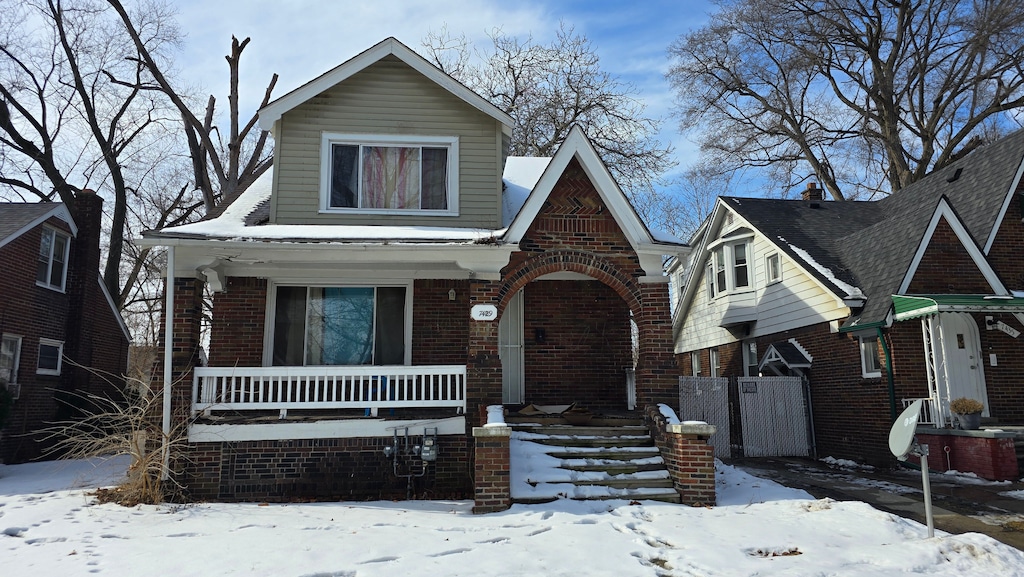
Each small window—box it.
[859,335,882,378]
[37,338,63,375]
[705,262,715,300]
[714,246,727,294]
[733,243,749,288]
[766,253,782,284]
[37,227,70,291]
[1,334,22,384]
[321,134,458,215]
[710,347,721,378]
[690,351,701,376]
[743,340,758,377]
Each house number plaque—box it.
[471,304,498,321]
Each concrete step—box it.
[527,435,654,448]
[543,448,662,460]
[511,424,650,437]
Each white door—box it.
[499,290,525,404]
[940,313,989,416]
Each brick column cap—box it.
[473,426,512,437]
[667,423,717,437]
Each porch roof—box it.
[892,294,1024,321]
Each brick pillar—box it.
[636,281,678,408]
[473,425,511,513]
[466,279,502,428]
[645,406,717,506]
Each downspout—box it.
[878,326,896,421]
[161,246,175,480]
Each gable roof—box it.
[0,203,78,250]
[258,37,514,132]
[677,128,1024,333]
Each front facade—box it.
[674,131,1024,470]
[144,38,687,502]
[0,193,131,463]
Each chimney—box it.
[802,182,824,202]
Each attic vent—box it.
[726,213,734,225]
[946,167,963,183]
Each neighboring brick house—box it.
[673,129,1024,472]
[0,192,131,463]
[140,38,687,502]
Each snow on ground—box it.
[3,457,1024,576]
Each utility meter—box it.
[420,428,438,461]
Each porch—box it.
[192,364,467,419]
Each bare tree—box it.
[109,0,276,213]
[668,0,1024,200]
[424,25,675,198]
[0,0,180,302]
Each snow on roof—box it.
[789,244,864,299]
[155,170,501,243]
[502,156,551,227]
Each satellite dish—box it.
[888,399,922,461]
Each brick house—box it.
[672,129,1024,475]
[140,38,688,502]
[0,192,131,463]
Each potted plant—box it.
[949,397,984,430]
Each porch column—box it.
[635,281,678,408]
[466,279,502,428]
[155,276,205,434]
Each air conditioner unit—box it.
[4,382,20,400]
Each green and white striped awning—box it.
[892,294,1024,321]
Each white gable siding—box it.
[271,56,503,228]
[676,231,850,353]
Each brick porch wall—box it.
[181,435,472,502]
[523,280,632,411]
[645,405,716,505]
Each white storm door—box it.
[499,290,525,404]
[940,312,989,416]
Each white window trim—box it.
[319,132,459,216]
[1,334,22,384]
[36,226,70,293]
[743,340,758,377]
[690,351,701,377]
[765,252,782,285]
[859,335,882,378]
[37,338,64,376]
[708,239,753,298]
[710,347,720,378]
[263,280,414,367]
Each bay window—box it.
[321,133,458,214]
[706,237,753,298]
[272,285,408,366]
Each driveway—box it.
[728,456,1024,551]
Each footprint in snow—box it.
[428,548,472,557]
[476,536,510,544]
[25,536,68,545]
[3,526,28,537]
[358,556,399,564]
[526,527,551,536]
[297,571,356,577]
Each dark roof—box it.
[723,128,1024,328]
[763,340,812,368]
[0,203,66,245]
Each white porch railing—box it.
[193,365,467,418]
[901,397,939,427]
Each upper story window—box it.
[37,227,70,291]
[706,236,752,299]
[766,253,782,284]
[321,133,459,215]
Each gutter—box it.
[878,326,897,422]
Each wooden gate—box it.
[678,376,730,458]
[678,376,811,459]
[737,376,810,457]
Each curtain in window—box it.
[362,146,420,209]
[309,288,374,365]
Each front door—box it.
[499,290,525,404]
[940,312,989,416]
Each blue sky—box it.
[171,0,715,174]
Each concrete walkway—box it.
[728,457,1024,551]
